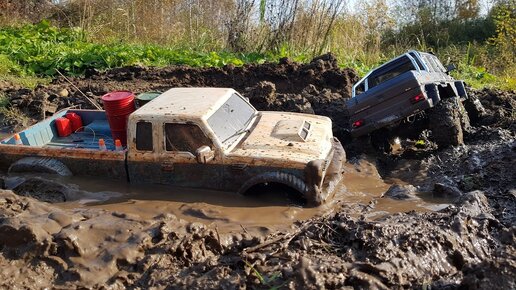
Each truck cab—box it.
[347,50,468,138]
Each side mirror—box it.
[446,64,456,73]
[196,146,214,164]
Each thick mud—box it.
[0,56,515,288]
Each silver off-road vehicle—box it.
[346,50,470,149]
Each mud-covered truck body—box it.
[0,88,345,205]
[346,50,468,138]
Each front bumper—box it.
[306,137,346,205]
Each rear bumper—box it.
[350,98,434,138]
[306,137,346,205]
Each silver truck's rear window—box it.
[368,55,415,88]
[421,54,445,73]
[207,93,256,147]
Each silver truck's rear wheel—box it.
[370,129,394,154]
[427,98,464,148]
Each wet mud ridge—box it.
[0,55,515,288]
[0,53,357,136]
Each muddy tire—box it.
[458,99,471,133]
[427,98,464,148]
[9,157,72,176]
[463,94,486,125]
[370,129,393,154]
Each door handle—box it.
[161,162,174,172]
[230,164,247,171]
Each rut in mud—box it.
[0,55,515,289]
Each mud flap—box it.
[454,80,468,99]
[9,157,73,176]
[425,84,440,104]
[438,83,459,99]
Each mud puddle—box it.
[5,159,452,235]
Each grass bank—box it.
[0,21,514,90]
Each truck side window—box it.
[165,123,213,154]
[355,82,365,95]
[409,52,424,70]
[136,121,153,151]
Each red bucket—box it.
[101,91,136,145]
[105,115,131,131]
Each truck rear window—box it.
[136,121,153,151]
[368,56,415,88]
[164,123,213,154]
[409,52,424,70]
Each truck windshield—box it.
[207,93,256,148]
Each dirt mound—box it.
[0,189,224,288]
[468,88,515,130]
[230,191,514,289]
[0,185,514,288]
[0,53,358,134]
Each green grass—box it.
[0,21,286,76]
[0,53,48,88]
[243,260,285,289]
[452,63,516,90]
[0,21,513,91]
[0,93,8,108]
[452,64,516,90]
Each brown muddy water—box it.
[6,159,451,236]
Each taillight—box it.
[410,94,426,104]
[352,119,364,128]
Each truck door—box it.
[127,120,162,184]
[159,122,223,190]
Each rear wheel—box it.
[370,129,393,154]
[427,98,464,148]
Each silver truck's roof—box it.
[132,87,235,120]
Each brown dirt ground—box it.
[0,55,514,289]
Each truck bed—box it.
[0,109,127,180]
[1,110,116,150]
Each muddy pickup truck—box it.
[0,88,345,205]
[346,50,468,146]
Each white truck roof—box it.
[132,87,235,120]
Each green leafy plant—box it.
[0,94,8,108]
[0,21,513,90]
[244,260,286,289]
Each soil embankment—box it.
[0,55,514,288]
